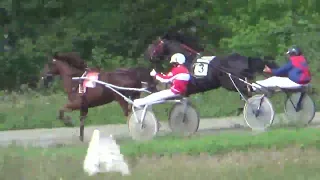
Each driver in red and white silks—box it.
[133,53,190,108]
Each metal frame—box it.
[225,72,314,119]
[191,59,274,119]
[72,77,152,105]
[72,70,312,129]
[192,60,269,102]
[191,54,310,116]
[132,98,183,127]
[278,85,310,112]
[72,76,185,126]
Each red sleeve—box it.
[155,68,175,83]
[155,68,175,79]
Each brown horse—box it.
[40,52,146,141]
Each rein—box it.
[180,43,201,55]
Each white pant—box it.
[252,76,307,90]
[133,89,178,107]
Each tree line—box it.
[0,0,319,90]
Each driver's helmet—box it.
[286,46,302,56]
[170,53,186,64]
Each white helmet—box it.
[170,53,186,64]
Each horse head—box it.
[144,35,202,71]
[40,55,59,88]
[40,52,87,88]
[144,37,168,63]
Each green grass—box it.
[0,78,319,131]
[0,88,242,130]
[1,128,320,179]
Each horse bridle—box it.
[150,38,165,60]
[180,43,201,55]
[152,37,201,62]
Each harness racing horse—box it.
[42,52,158,92]
[40,52,156,141]
[145,35,279,113]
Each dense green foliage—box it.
[0,0,319,89]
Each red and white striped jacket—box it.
[155,65,190,94]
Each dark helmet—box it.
[286,46,303,56]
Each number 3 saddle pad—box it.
[193,56,216,78]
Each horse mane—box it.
[52,52,88,70]
[163,31,204,52]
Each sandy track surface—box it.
[1,112,319,147]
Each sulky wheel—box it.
[284,92,316,125]
[168,102,200,136]
[243,94,275,131]
[128,108,159,141]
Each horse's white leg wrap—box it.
[133,89,177,107]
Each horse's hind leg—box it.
[128,92,141,112]
[58,98,83,126]
[116,97,130,118]
[58,106,74,127]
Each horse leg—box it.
[117,97,130,118]
[245,77,253,97]
[236,78,252,116]
[125,91,141,117]
[79,94,88,142]
[58,105,74,127]
[236,102,244,116]
[128,92,141,111]
[236,93,245,115]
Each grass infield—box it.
[1,86,319,131]
[1,128,320,179]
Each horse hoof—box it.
[64,121,75,127]
[79,136,84,142]
[158,122,162,131]
[62,116,75,127]
[234,124,243,128]
[63,118,75,127]
[236,108,243,116]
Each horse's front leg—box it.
[236,77,254,116]
[79,94,89,142]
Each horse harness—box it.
[190,55,216,80]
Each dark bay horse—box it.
[145,35,279,113]
[40,52,155,141]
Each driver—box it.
[252,46,311,91]
[133,53,190,108]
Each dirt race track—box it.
[1,112,320,148]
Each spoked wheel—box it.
[168,102,200,136]
[243,94,275,131]
[128,107,158,141]
[284,92,316,125]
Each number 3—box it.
[197,63,204,73]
